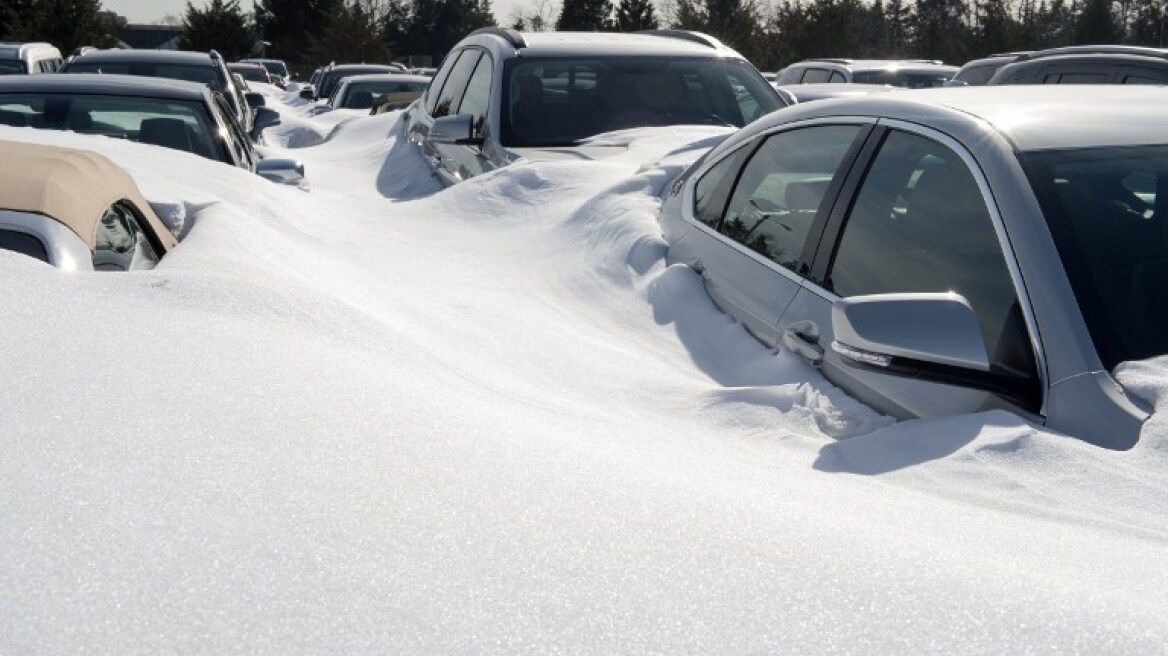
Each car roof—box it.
[777,82,901,102]
[722,85,1168,154]
[338,73,431,84]
[0,73,210,100]
[67,49,217,66]
[459,29,741,58]
[792,58,957,71]
[0,139,176,252]
[326,64,400,73]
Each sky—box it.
[2,84,1168,652]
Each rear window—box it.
[64,60,222,89]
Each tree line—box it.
[1,0,1164,74]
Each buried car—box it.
[659,85,1168,449]
[405,28,787,186]
[0,74,303,185]
[0,139,176,270]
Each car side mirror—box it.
[299,87,315,100]
[256,158,304,185]
[830,292,1038,409]
[431,114,483,146]
[244,91,266,109]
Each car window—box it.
[801,68,831,83]
[1048,71,1110,83]
[0,229,49,263]
[1020,144,1168,369]
[211,94,251,166]
[718,125,861,272]
[64,60,220,88]
[828,129,1032,374]
[424,51,464,116]
[457,54,493,138]
[433,50,482,119]
[94,203,159,271]
[829,70,847,83]
[693,147,753,229]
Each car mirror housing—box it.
[299,87,315,100]
[832,292,990,371]
[431,114,483,146]
[256,158,305,185]
[830,292,1039,410]
[244,91,266,109]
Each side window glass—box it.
[828,130,1030,372]
[829,71,847,83]
[801,68,830,83]
[433,50,481,119]
[719,125,862,273]
[692,146,750,229]
[457,53,492,137]
[94,203,159,271]
[424,52,463,116]
[213,95,253,167]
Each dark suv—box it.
[60,49,255,133]
[987,45,1168,85]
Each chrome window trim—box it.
[0,209,92,271]
[800,119,1051,416]
[680,116,879,290]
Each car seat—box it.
[138,117,195,153]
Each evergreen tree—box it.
[1127,0,1163,45]
[556,0,614,30]
[310,0,391,63]
[912,0,968,62]
[1074,0,1122,42]
[1034,0,1075,46]
[3,0,117,52]
[255,0,339,69]
[614,0,659,30]
[973,0,1017,55]
[181,0,254,60]
[884,0,912,56]
[672,0,763,59]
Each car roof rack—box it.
[1016,45,1168,61]
[804,58,854,64]
[470,27,527,49]
[637,30,722,49]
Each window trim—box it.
[808,119,1050,415]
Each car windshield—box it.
[501,56,783,147]
[1020,145,1168,369]
[232,67,268,83]
[64,60,223,90]
[0,93,222,160]
[852,69,953,87]
[258,61,287,78]
[0,60,26,75]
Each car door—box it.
[778,123,1043,419]
[669,122,871,345]
[406,48,470,180]
[434,49,493,181]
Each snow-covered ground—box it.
[3,88,1168,654]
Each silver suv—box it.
[404,28,787,186]
[659,86,1168,449]
[776,59,958,87]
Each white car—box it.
[404,28,789,186]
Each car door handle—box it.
[782,325,823,367]
[690,259,704,275]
